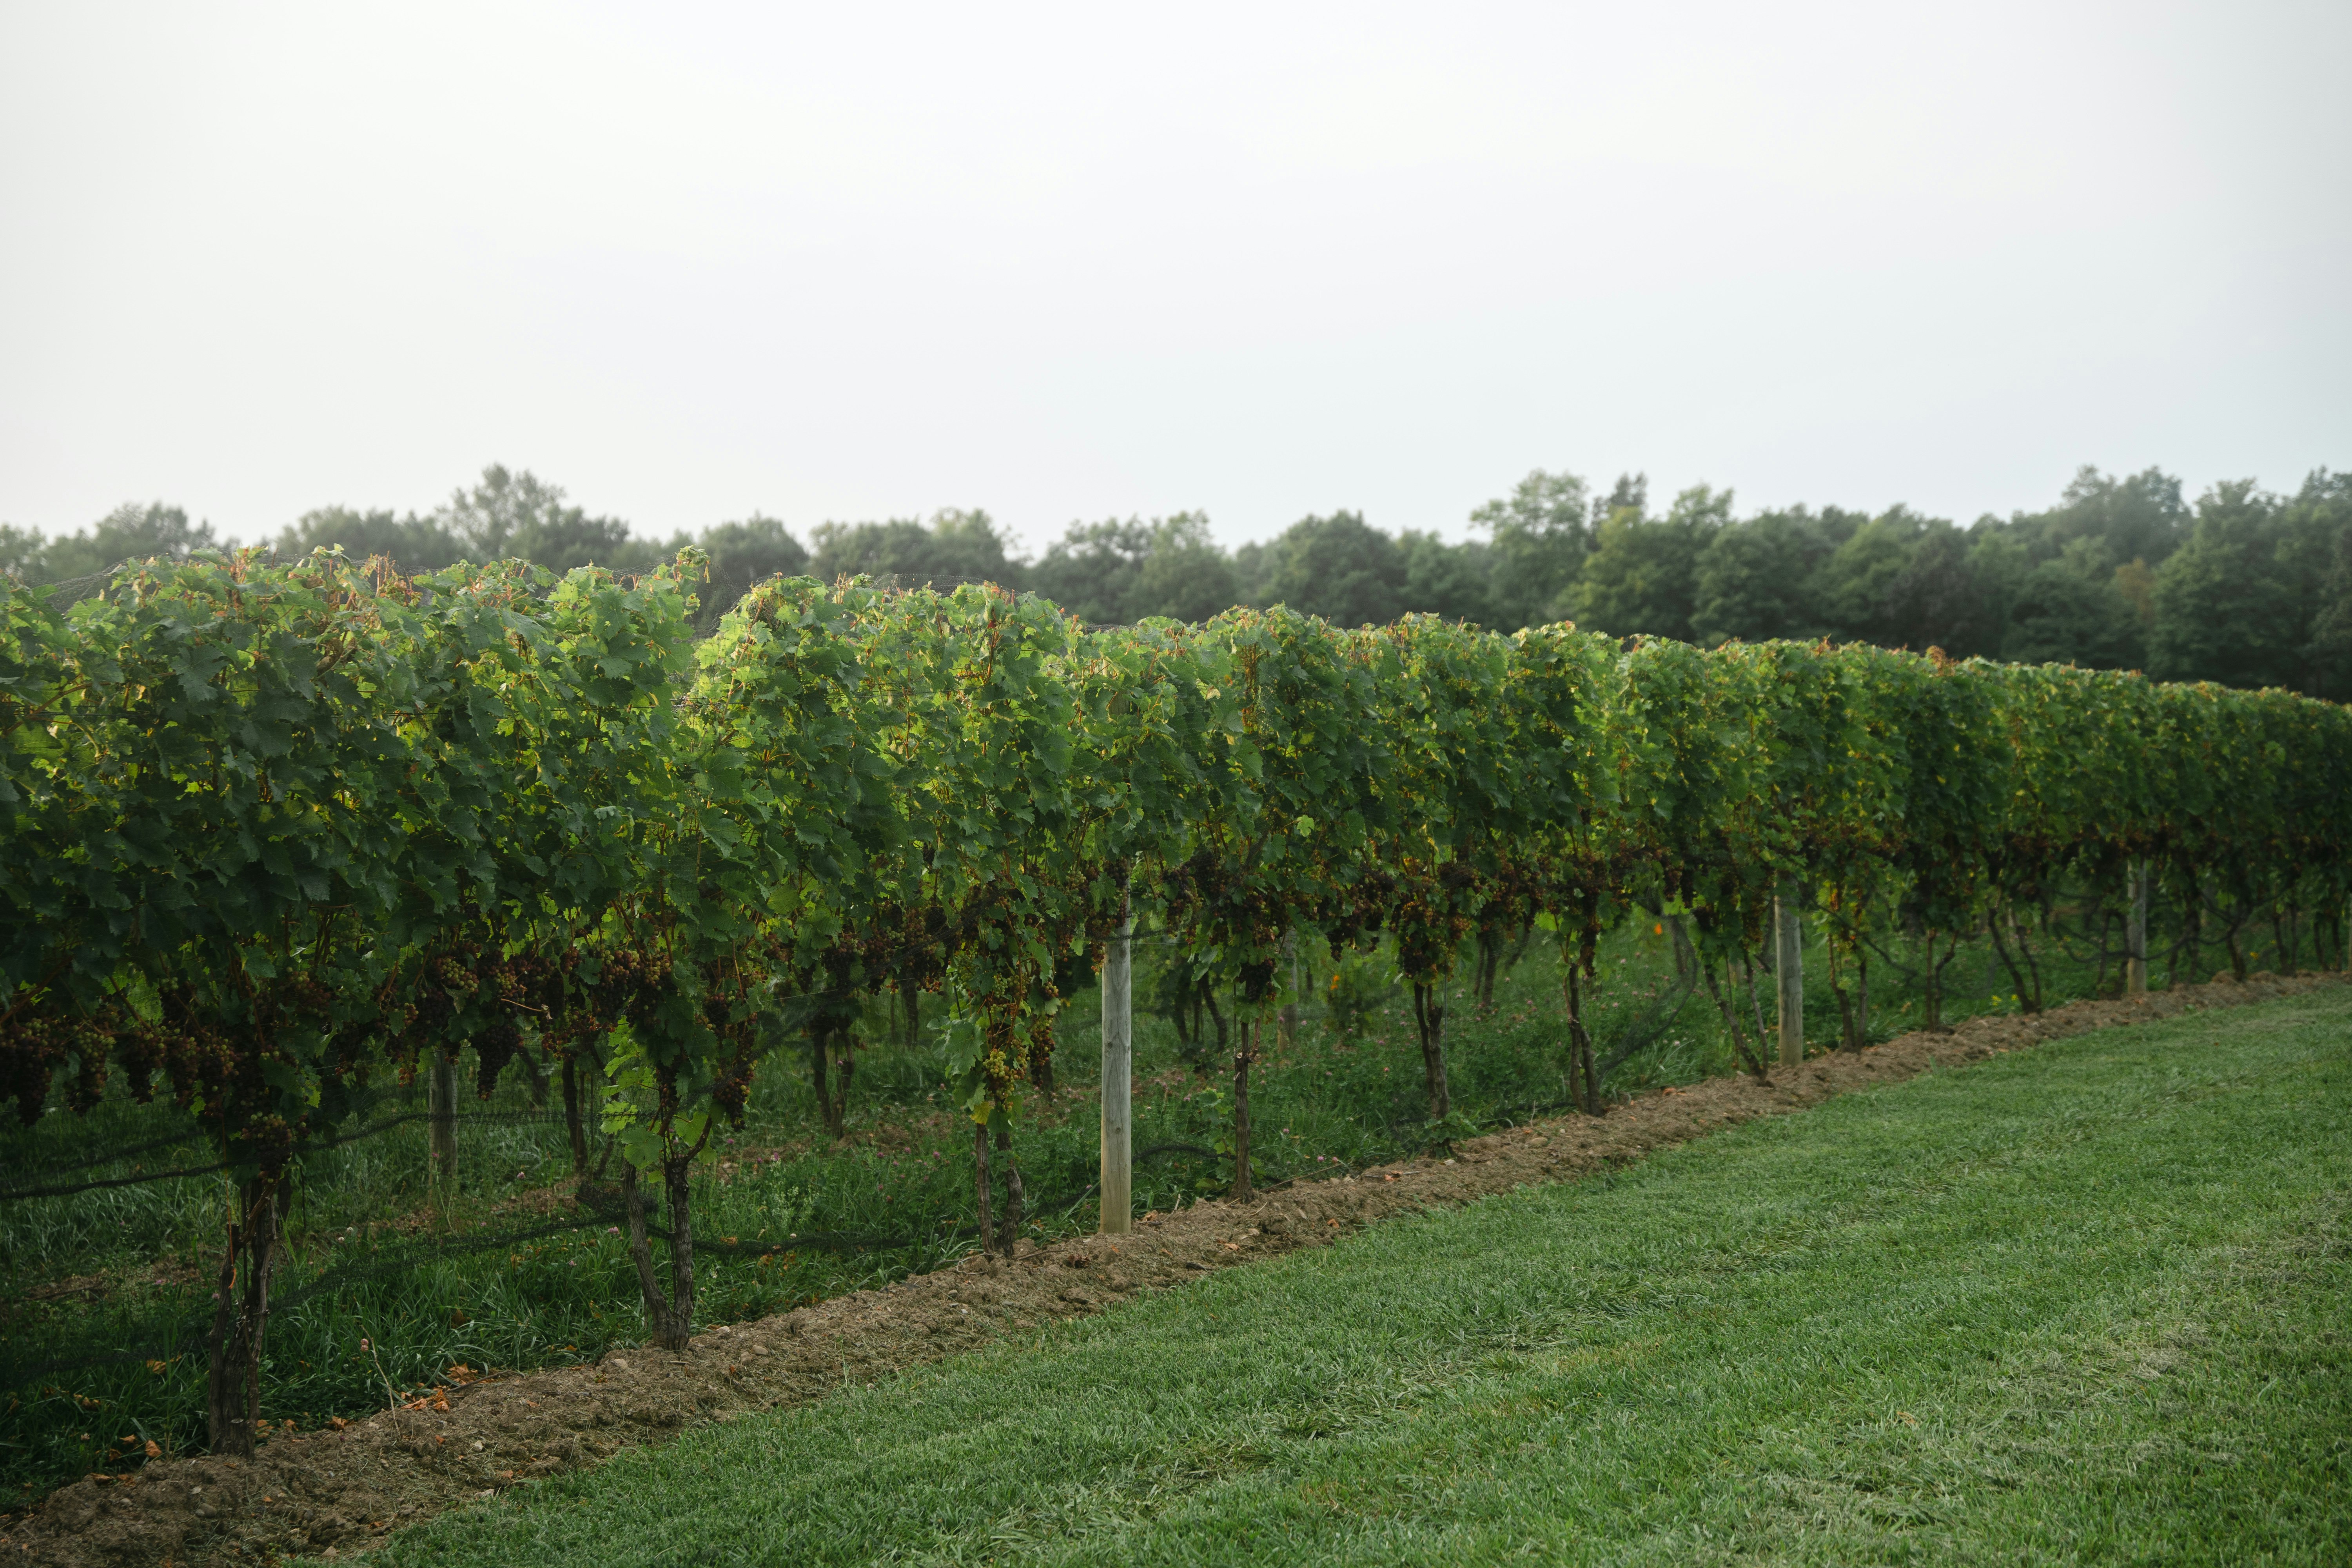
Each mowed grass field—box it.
[377,988,2352,1567]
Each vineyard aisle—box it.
[14,975,2350,1566]
[394,981,2352,1566]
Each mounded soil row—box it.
[10,969,2342,1568]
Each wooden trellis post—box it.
[2127,860,2150,997]
[1775,878,1804,1068]
[428,1047,459,1187]
[1100,897,1133,1234]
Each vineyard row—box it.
[4,548,2348,1455]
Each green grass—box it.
[378,986,2352,1566]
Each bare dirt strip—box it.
[9,970,2341,1568]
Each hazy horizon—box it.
[4,2,2345,557]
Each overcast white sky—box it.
[2,1,2346,555]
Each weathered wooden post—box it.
[428,1046,459,1188]
[1277,928,1299,1048]
[2126,860,2149,997]
[1775,878,1804,1068]
[1100,897,1133,1234]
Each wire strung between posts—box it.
[0,1105,570,1202]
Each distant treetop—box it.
[5,459,2347,700]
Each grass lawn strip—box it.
[8,972,2343,1566]
[388,983,2352,1566]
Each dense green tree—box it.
[1398,530,1495,624]
[1595,472,1648,519]
[1880,520,1997,657]
[1030,516,1148,623]
[1960,467,2186,649]
[1230,538,1273,608]
[264,468,667,576]
[276,506,463,572]
[1125,514,1240,622]
[2148,479,2300,688]
[34,502,221,587]
[1691,505,1848,646]
[807,508,1020,589]
[1031,511,1241,624]
[2306,521,2352,702]
[1813,506,1927,643]
[1570,482,1724,642]
[693,514,809,631]
[2112,556,2156,627]
[1962,522,2036,637]
[1468,468,1588,628]
[436,465,667,573]
[0,525,42,581]
[2274,469,2352,699]
[270,475,789,612]
[2001,541,2145,669]
[2035,465,2190,568]
[1260,510,1406,627]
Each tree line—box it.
[7,459,2350,695]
